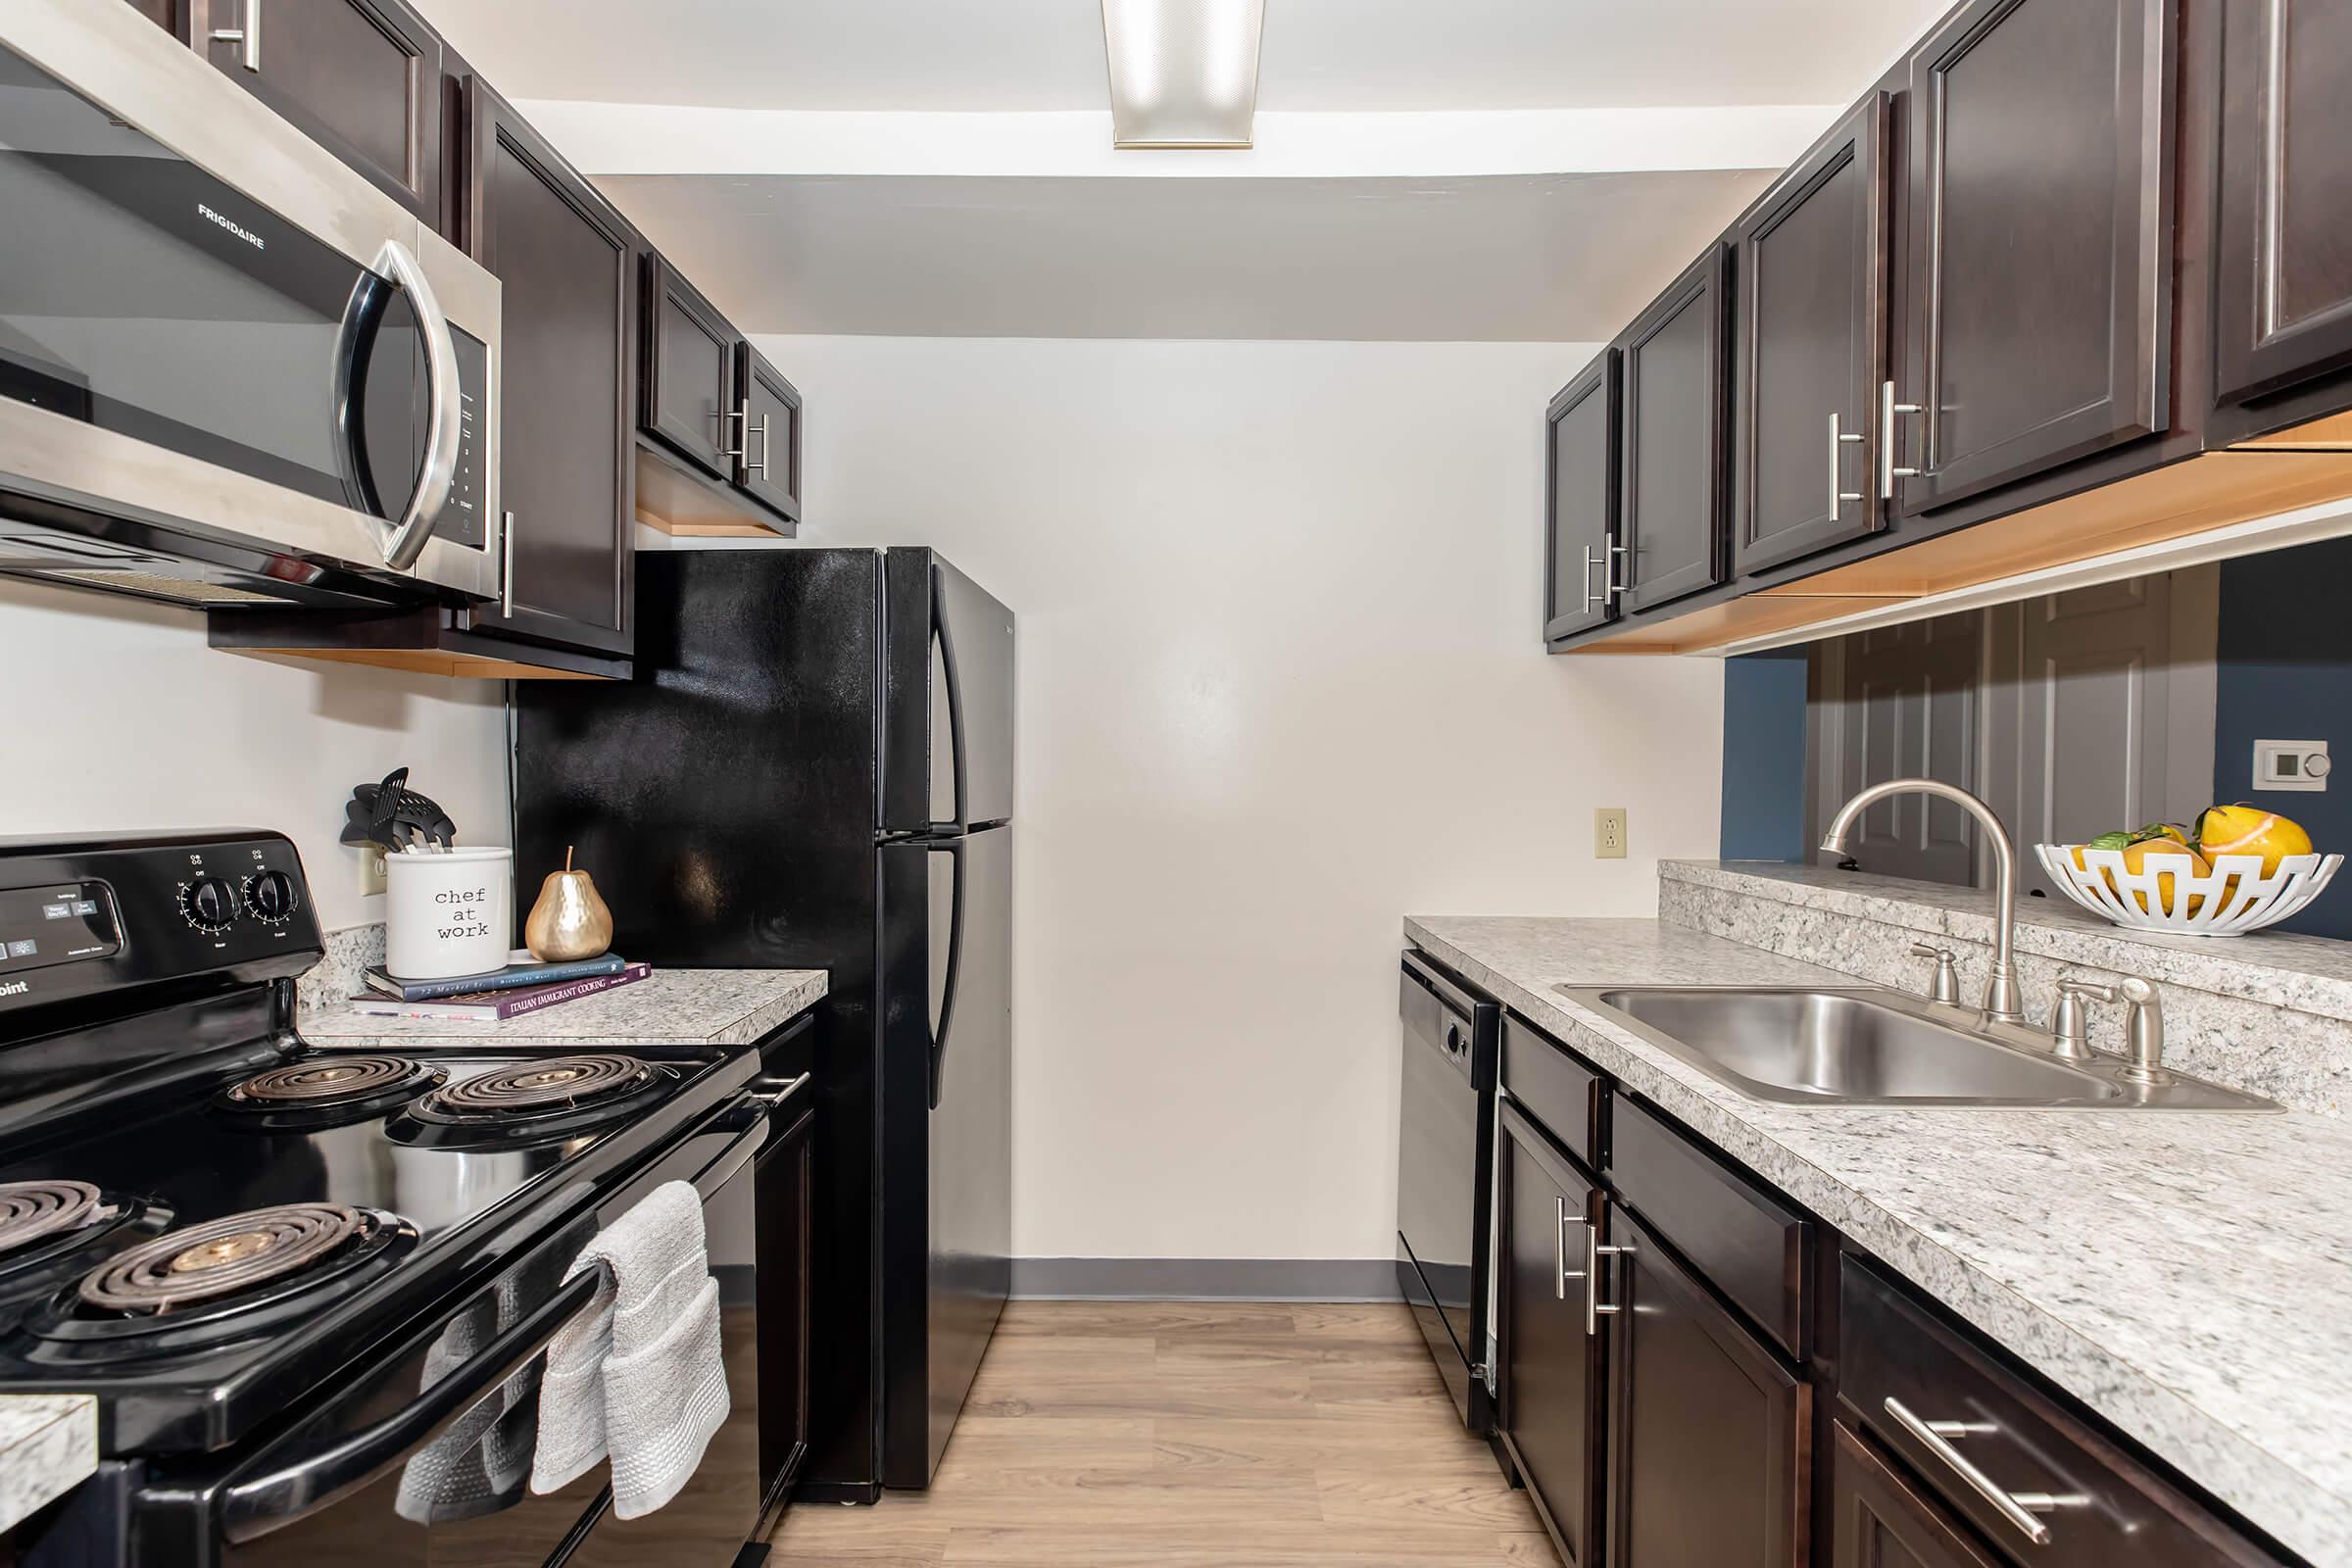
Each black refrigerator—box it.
[512,546,1013,1501]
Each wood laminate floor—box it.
[764,1300,1551,1567]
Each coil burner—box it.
[74,1202,407,1320]
[216,1055,447,1130]
[0,1181,108,1259]
[393,1054,674,1149]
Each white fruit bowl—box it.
[2034,844,2341,936]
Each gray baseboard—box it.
[1009,1257,1401,1302]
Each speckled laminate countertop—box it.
[1404,913,2352,1566]
[0,1395,96,1534]
[301,968,827,1051]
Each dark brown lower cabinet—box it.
[1831,1422,2002,1568]
[1605,1208,1808,1568]
[1500,1102,1607,1567]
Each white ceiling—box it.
[422,0,1947,113]
[602,170,1777,340]
[413,0,1936,341]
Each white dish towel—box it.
[529,1179,729,1518]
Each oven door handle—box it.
[218,1262,610,1543]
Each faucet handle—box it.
[1909,944,1961,1005]
[2050,975,2118,1058]
[2117,976,2169,1084]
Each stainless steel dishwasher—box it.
[1395,950,1499,1433]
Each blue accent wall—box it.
[1719,647,1810,862]
[2213,539,2352,940]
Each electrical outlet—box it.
[358,846,388,897]
[1594,807,1628,859]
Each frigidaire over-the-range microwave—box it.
[0,0,502,610]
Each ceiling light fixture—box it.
[1101,0,1266,149]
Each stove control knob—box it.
[243,870,300,924]
[180,876,238,933]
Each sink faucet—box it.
[1821,778,2026,1025]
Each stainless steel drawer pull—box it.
[1883,1396,2086,1546]
[1880,379,1923,499]
[751,1072,812,1110]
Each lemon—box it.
[2120,839,2210,915]
[2194,805,2314,879]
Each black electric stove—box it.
[0,833,791,1568]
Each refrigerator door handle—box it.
[929,837,968,1111]
[930,565,971,835]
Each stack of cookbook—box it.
[348,951,649,1021]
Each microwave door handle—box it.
[218,1262,609,1543]
[371,237,462,571]
[328,270,392,518]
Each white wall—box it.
[0,578,509,932]
[747,335,1727,1262]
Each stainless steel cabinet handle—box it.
[1881,380,1923,500]
[1604,542,1629,597]
[1555,1200,1590,1303]
[751,1072,811,1111]
[1830,412,1864,514]
[1882,1397,2086,1546]
[499,512,515,618]
[719,407,748,461]
[748,412,771,479]
[1581,546,1603,612]
[212,0,262,71]
[1587,1225,1629,1337]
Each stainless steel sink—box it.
[1554,986,2278,1110]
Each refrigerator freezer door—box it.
[877,824,1011,1487]
[884,551,1016,834]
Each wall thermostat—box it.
[2254,739,2331,793]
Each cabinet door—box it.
[184,0,443,227]
[1499,1103,1607,1567]
[1894,0,2174,515]
[1604,1207,1807,1568]
[1544,351,1622,643]
[643,256,742,480]
[1830,1423,2002,1568]
[460,83,635,655]
[2215,0,2352,402]
[734,343,805,528]
[1734,97,1889,575]
[760,1105,815,1505]
[1619,247,1730,612]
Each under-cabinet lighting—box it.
[1101,0,1266,148]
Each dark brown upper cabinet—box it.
[1618,246,1731,612]
[1499,1103,1607,1568]
[2215,0,2352,405]
[457,80,636,659]
[735,343,806,526]
[1892,0,2176,516]
[1544,350,1622,644]
[1734,96,1890,576]
[183,0,444,229]
[1603,1205,1807,1568]
[642,255,740,482]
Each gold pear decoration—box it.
[525,847,613,962]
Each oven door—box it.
[1396,953,1496,1431]
[0,0,500,607]
[128,1115,758,1568]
